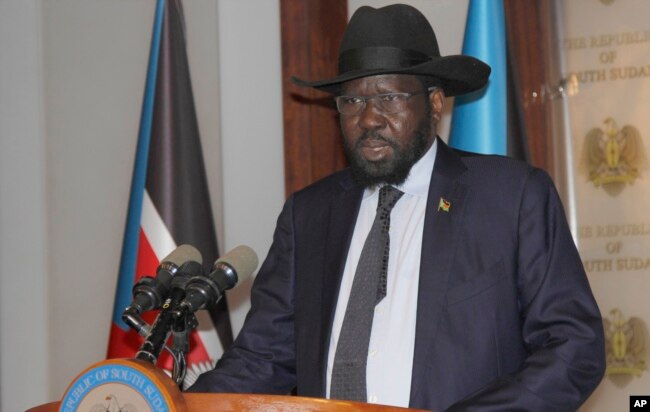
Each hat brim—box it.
[292,55,491,97]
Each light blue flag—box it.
[449,0,507,155]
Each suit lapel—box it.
[410,140,468,404]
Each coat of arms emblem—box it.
[604,308,647,383]
[579,117,647,195]
[90,394,137,412]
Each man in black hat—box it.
[189,4,605,411]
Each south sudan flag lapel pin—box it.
[438,197,451,212]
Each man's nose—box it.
[357,99,386,131]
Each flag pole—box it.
[112,0,166,332]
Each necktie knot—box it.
[378,185,404,215]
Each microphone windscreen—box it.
[216,245,259,284]
[163,244,203,266]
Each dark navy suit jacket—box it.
[189,139,605,411]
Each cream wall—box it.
[40,1,163,399]
[0,0,49,409]
[0,1,466,411]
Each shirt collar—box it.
[363,138,437,199]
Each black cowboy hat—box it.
[292,4,491,96]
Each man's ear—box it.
[428,87,445,122]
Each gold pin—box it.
[438,197,451,212]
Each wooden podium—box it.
[28,359,426,412]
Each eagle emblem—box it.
[579,117,647,195]
[604,309,647,379]
[89,394,138,412]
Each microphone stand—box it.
[169,308,198,386]
[130,261,202,387]
[127,301,198,386]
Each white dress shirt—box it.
[326,140,437,407]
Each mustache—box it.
[355,132,398,148]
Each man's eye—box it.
[380,94,401,102]
[343,97,362,104]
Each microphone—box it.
[136,257,203,364]
[122,244,203,337]
[125,244,203,314]
[178,245,258,314]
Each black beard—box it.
[343,121,431,188]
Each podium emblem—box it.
[59,359,178,412]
